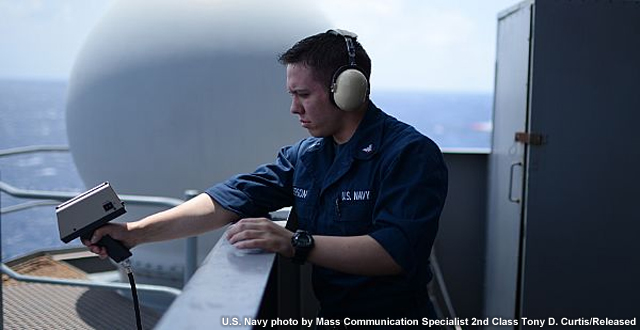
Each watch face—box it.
[297,235,311,246]
[294,231,313,247]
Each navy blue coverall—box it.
[207,102,448,321]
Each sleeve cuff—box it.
[205,182,254,218]
[369,226,415,273]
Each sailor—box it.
[84,30,448,328]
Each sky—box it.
[0,0,517,92]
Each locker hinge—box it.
[515,132,545,145]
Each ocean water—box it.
[0,79,492,261]
[0,80,86,260]
[374,90,492,151]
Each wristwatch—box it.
[291,230,314,265]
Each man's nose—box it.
[290,96,303,115]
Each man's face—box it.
[287,63,345,139]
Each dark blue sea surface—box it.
[0,79,492,260]
[0,80,86,260]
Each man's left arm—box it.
[227,219,401,275]
[228,140,448,276]
[368,140,448,275]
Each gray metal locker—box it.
[485,0,640,328]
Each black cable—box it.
[123,260,143,330]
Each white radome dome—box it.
[66,0,328,290]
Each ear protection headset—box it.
[328,29,369,112]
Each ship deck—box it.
[2,250,161,329]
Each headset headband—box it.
[328,29,358,66]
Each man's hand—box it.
[226,218,294,258]
[81,222,135,260]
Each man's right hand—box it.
[81,222,133,259]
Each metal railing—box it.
[0,180,185,209]
[0,144,70,157]
[0,179,199,282]
[0,145,198,295]
[2,263,181,297]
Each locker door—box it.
[484,2,533,326]
[520,0,640,322]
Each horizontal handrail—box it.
[1,263,181,297]
[0,145,70,157]
[1,200,61,214]
[156,222,288,329]
[0,181,184,208]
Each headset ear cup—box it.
[332,68,368,111]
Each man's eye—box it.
[288,90,309,99]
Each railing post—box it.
[183,190,200,284]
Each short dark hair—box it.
[278,31,372,89]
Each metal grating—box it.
[2,255,161,329]
[3,283,160,329]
